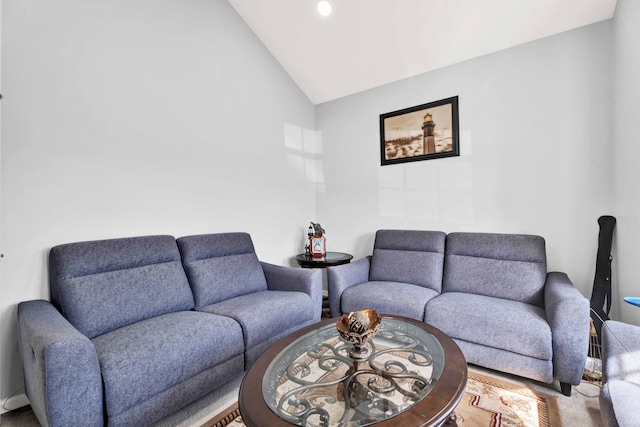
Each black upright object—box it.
[590,215,616,338]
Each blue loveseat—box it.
[18,232,321,427]
[328,229,590,396]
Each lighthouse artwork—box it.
[380,96,459,166]
[422,112,436,154]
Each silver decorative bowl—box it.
[336,309,381,361]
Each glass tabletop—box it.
[624,296,640,307]
[261,317,445,427]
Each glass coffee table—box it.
[239,315,467,427]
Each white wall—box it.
[316,22,614,300]
[0,0,316,404]
[612,0,640,325]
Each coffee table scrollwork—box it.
[240,316,467,427]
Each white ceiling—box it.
[228,0,617,105]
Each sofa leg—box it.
[560,382,571,396]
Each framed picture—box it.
[380,96,459,166]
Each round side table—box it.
[294,252,353,268]
[295,252,353,318]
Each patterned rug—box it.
[202,371,561,427]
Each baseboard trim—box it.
[0,393,29,415]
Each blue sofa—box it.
[600,320,640,427]
[328,229,590,396]
[18,233,322,427]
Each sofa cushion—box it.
[91,311,243,420]
[49,235,194,338]
[177,233,268,309]
[199,290,315,350]
[369,230,446,292]
[342,281,439,321]
[425,292,552,360]
[443,232,547,307]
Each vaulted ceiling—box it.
[228,0,618,104]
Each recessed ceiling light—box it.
[317,1,332,17]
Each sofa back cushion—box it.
[443,232,547,307]
[49,235,194,339]
[177,233,267,309]
[369,230,446,292]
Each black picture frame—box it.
[380,96,459,166]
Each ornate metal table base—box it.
[263,318,446,426]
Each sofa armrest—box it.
[601,320,640,383]
[261,262,323,320]
[327,257,371,318]
[600,380,640,427]
[544,272,590,385]
[18,300,103,427]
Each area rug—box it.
[202,371,561,427]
